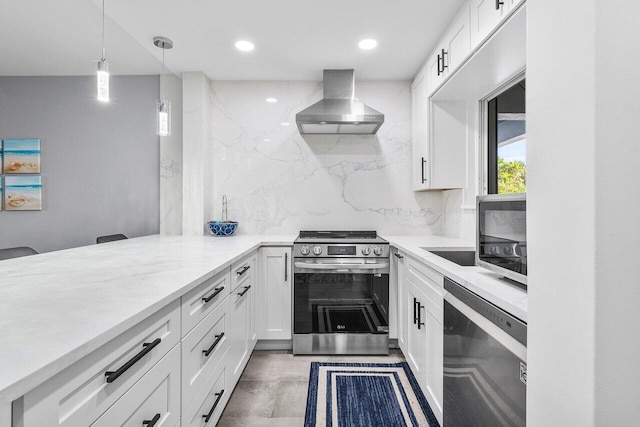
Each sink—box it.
[421,248,476,267]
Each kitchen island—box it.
[0,234,294,426]
[0,233,527,426]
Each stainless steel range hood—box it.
[296,69,384,134]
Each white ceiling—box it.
[2,0,466,81]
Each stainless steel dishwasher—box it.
[443,277,527,426]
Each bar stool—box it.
[96,234,128,244]
[0,246,38,261]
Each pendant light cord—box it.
[101,0,106,61]
[161,47,165,101]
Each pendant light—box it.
[154,36,173,136]
[97,0,109,102]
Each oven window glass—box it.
[294,272,389,334]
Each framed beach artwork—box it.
[4,176,42,211]
[0,140,3,173]
[3,138,41,174]
[0,177,3,211]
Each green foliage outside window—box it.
[498,158,526,194]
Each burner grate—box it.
[299,230,377,239]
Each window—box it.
[487,79,526,194]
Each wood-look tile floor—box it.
[217,349,405,426]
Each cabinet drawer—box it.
[183,354,229,427]
[181,267,231,336]
[407,256,444,288]
[91,345,180,427]
[182,296,230,411]
[406,257,445,309]
[230,252,256,292]
[18,300,180,427]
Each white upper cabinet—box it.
[510,0,524,9]
[427,50,444,98]
[411,66,430,191]
[445,4,472,74]
[470,0,523,47]
[411,72,467,190]
[427,4,471,93]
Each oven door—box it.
[293,259,389,335]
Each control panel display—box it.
[328,246,356,255]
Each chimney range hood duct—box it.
[296,69,384,135]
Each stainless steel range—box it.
[293,230,390,355]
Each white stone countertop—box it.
[0,232,527,423]
[382,234,528,323]
[0,234,294,416]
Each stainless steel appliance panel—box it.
[444,278,527,426]
[476,193,527,285]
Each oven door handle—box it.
[294,262,390,270]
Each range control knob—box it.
[361,246,371,256]
[300,245,310,256]
[313,246,322,256]
[373,246,384,256]
[490,246,500,255]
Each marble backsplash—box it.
[206,80,442,235]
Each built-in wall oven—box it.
[293,231,390,355]
[444,277,527,426]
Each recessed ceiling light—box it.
[358,39,378,50]
[281,122,290,126]
[266,98,278,103]
[235,40,254,51]
[263,138,271,142]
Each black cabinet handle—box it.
[285,252,288,282]
[203,333,225,357]
[236,265,250,276]
[237,285,251,297]
[421,157,427,184]
[202,389,225,423]
[394,253,404,259]
[437,54,442,76]
[413,297,418,325]
[142,413,161,427]
[441,49,448,71]
[202,286,224,303]
[496,0,504,9]
[105,338,161,384]
[417,303,425,329]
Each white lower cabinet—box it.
[406,281,428,384]
[182,350,230,427]
[402,255,445,425]
[257,247,292,340]
[228,251,258,386]
[181,297,230,411]
[391,248,406,347]
[14,300,180,427]
[181,267,231,336]
[91,345,181,427]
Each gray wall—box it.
[0,76,160,253]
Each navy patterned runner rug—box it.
[304,362,440,427]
